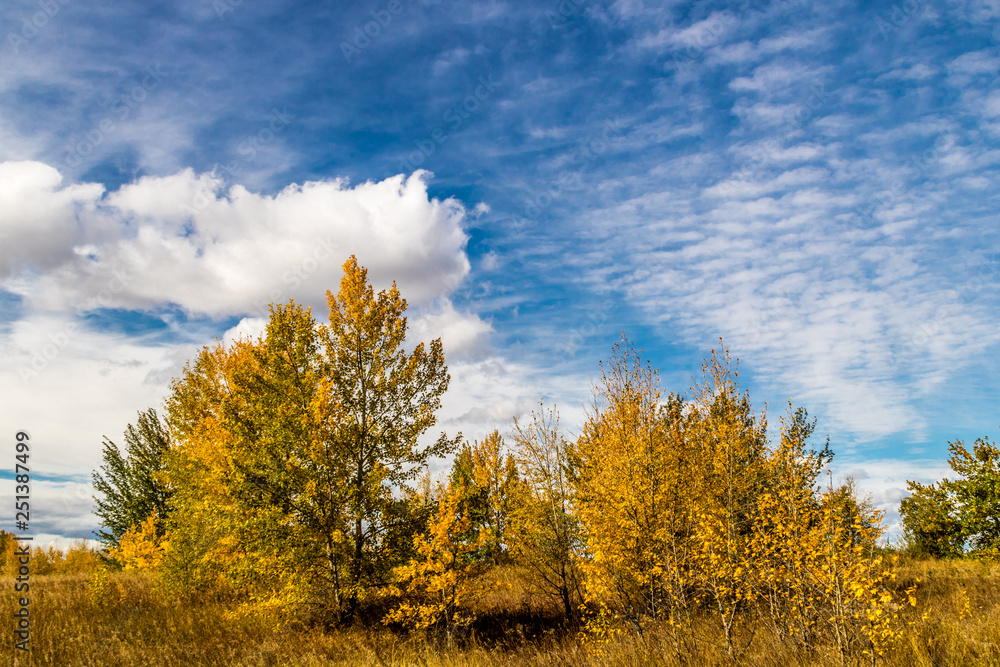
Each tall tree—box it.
[946,436,1000,555]
[450,431,520,564]
[509,404,583,623]
[160,256,456,623]
[92,408,173,550]
[686,346,770,657]
[899,481,964,558]
[164,303,350,620]
[470,431,520,564]
[320,256,458,614]
[574,337,699,642]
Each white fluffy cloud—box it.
[0,161,105,275]
[1,163,471,316]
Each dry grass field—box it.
[1,558,998,666]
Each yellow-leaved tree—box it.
[573,338,916,662]
[450,431,521,564]
[574,337,700,652]
[751,404,833,647]
[108,510,166,571]
[161,256,456,625]
[813,478,916,665]
[685,346,770,657]
[384,480,490,645]
[319,256,458,616]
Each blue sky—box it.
[1,0,998,545]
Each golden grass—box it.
[1,558,999,666]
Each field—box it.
[2,558,998,666]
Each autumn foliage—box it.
[383,481,492,644]
[85,257,925,663]
[573,340,915,663]
[152,256,454,626]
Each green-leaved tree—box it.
[900,433,1000,558]
[92,408,173,551]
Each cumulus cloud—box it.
[408,299,494,361]
[1,310,193,465]
[1,164,472,317]
[0,161,105,275]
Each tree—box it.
[320,256,458,614]
[471,431,520,564]
[571,339,912,661]
[574,337,699,645]
[0,531,18,576]
[752,404,833,648]
[160,335,278,608]
[684,345,771,657]
[900,434,1000,558]
[946,436,1000,555]
[899,482,963,558]
[108,510,166,571]
[92,408,173,551]
[160,256,457,623]
[450,431,520,564]
[509,404,583,623]
[384,480,490,645]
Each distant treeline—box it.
[0,532,98,576]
